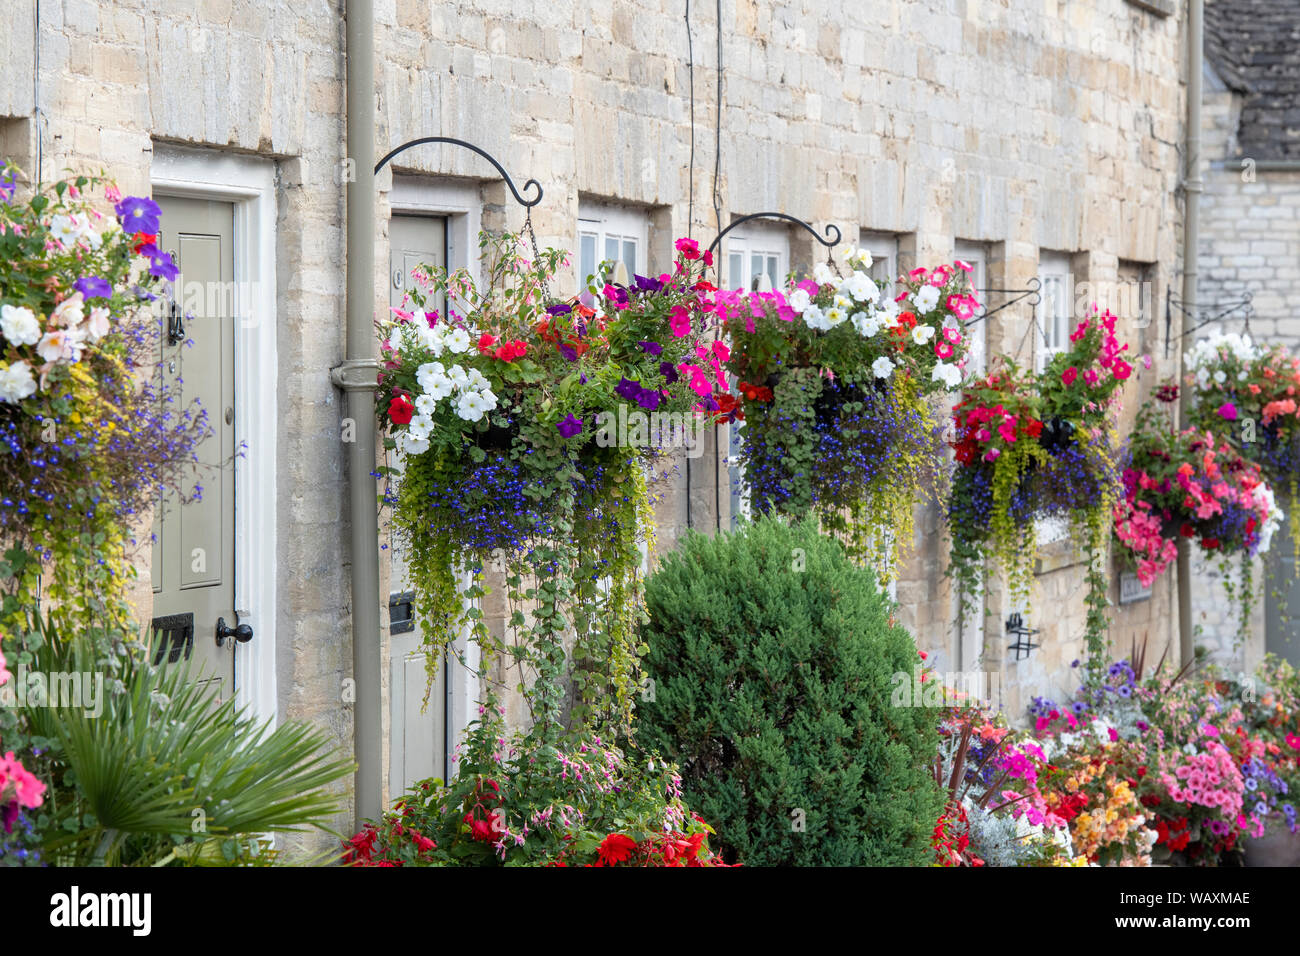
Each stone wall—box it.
[1,0,1190,845]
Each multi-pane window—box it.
[724,221,789,292]
[1036,251,1074,371]
[858,231,900,295]
[577,201,648,294]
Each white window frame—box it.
[1036,251,1074,371]
[577,201,648,293]
[953,241,989,375]
[858,231,900,296]
[151,147,278,728]
[724,220,790,292]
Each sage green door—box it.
[388,213,450,791]
[150,196,238,702]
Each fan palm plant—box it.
[20,619,354,866]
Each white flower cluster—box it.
[1252,481,1284,554]
[399,359,498,456]
[962,794,1079,867]
[0,293,113,403]
[404,319,475,358]
[1186,332,1263,390]
[782,251,963,389]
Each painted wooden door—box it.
[150,196,238,702]
[388,214,450,793]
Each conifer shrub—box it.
[637,517,944,866]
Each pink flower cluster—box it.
[1113,496,1178,586]
[1060,310,1133,387]
[1158,742,1244,822]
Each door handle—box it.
[167,298,186,345]
[215,616,253,647]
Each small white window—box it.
[1037,251,1074,371]
[858,232,900,295]
[954,241,989,374]
[724,219,790,292]
[577,201,648,295]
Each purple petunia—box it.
[0,166,15,203]
[136,243,180,281]
[638,340,663,356]
[558,343,579,363]
[74,276,113,300]
[659,361,679,385]
[556,413,583,439]
[615,377,642,402]
[633,274,664,294]
[115,196,162,235]
[635,388,662,411]
[546,303,573,317]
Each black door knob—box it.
[215,617,254,647]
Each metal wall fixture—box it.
[373,136,543,208]
[706,212,842,258]
[1163,287,1254,357]
[969,278,1042,324]
[1005,613,1040,661]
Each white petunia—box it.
[911,324,936,345]
[478,388,498,411]
[465,367,490,391]
[456,390,489,422]
[844,272,879,304]
[1213,369,1227,384]
[851,311,882,338]
[0,303,42,346]
[838,243,859,263]
[0,360,37,403]
[399,431,430,456]
[824,306,848,328]
[854,249,874,270]
[49,215,81,247]
[407,415,433,440]
[415,361,447,392]
[444,327,471,354]
[425,374,453,400]
[413,393,439,418]
[803,304,829,331]
[787,288,811,313]
[813,262,835,286]
[445,364,470,390]
[871,356,895,379]
[877,297,901,322]
[912,284,940,314]
[931,361,962,389]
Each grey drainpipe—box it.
[1175,0,1203,669]
[332,0,382,830]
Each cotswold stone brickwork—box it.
[2,0,1190,842]
[1194,1,1300,670]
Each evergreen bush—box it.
[638,517,944,866]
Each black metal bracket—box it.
[706,213,842,256]
[1006,613,1040,662]
[373,136,543,208]
[389,590,415,635]
[967,278,1042,325]
[1163,287,1254,356]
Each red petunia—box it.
[1023,418,1044,439]
[388,394,414,425]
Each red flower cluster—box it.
[477,332,529,362]
[590,829,719,867]
[388,393,414,425]
[462,777,503,843]
[737,380,773,402]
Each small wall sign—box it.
[1119,572,1152,604]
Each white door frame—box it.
[152,146,279,726]
[388,176,483,769]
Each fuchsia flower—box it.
[1217,402,1238,420]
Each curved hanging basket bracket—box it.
[705,213,842,256]
[374,136,543,209]
[968,277,1042,325]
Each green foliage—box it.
[636,516,945,866]
[16,618,353,866]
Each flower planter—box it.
[1241,827,1300,867]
